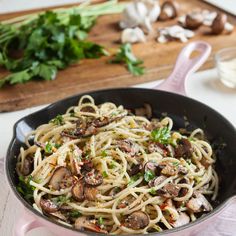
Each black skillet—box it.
[3,41,236,236]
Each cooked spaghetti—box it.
[16,95,218,234]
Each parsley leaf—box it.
[50,114,64,125]
[45,143,53,154]
[69,210,82,218]
[98,217,104,225]
[102,171,108,178]
[101,150,107,158]
[149,187,157,195]
[110,43,145,76]
[17,175,35,203]
[151,127,171,144]
[144,170,155,182]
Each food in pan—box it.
[16,95,218,234]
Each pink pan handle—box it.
[154,41,211,95]
[14,209,43,236]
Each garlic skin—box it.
[120,0,160,32]
[121,27,146,44]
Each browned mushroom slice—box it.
[174,138,193,159]
[75,217,107,233]
[81,160,94,172]
[117,140,139,156]
[128,164,143,176]
[74,118,87,136]
[72,180,85,202]
[148,142,168,156]
[84,169,103,186]
[163,183,180,198]
[148,175,167,187]
[21,156,34,176]
[161,164,178,176]
[40,199,59,213]
[171,212,190,228]
[80,106,96,113]
[125,211,149,230]
[186,191,213,213]
[49,167,73,190]
[84,186,98,201]
[92,116,110,127]
[50,211,68,221]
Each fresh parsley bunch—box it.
[0,11,106,87]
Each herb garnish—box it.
[98,217,104,225]
[151,127,171,144]
[17,175,35,202]
[50,114,64,125]
[128,173,142,186]
[0,11,106,87]
[102,171,108,178]
[101,150,107,158]
[69,210,82,218]
[144,170,155,182]
[110,43,145,76]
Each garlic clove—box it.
[121,27,146,44]
[157,34,168,43]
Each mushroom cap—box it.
[49,166,72,190]
[72,180,85,202]
[159,0,179,21]
[75,217,107,233]
[185,12,203,29]
[211,13,227,34]
[84,169,103,186]
[40,199,59,213]
[125,211,150,230]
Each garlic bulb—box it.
[120,0,160,32]
[121,27,146,43]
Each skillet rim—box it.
[5,87,236,236]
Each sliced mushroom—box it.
[128,164,143,176]
[81,160,94,172]
[148,175,167,187]
[174,138,193,159]
[49,167,73,190]
[148,142,167,156]
[185,11,203,29]
[72,180,85,202]
[186,191,213,213]
[161,163,178,176]
[84,186,98,201]
[163,183,180,198]
[125,211,149,230]
[75,118,87,136]
[50,211,68,221]
[84,169,103,186]
[40,199,59,213]
[171,212,190,228]
[117,139,139,156]
[80,106,96,113]
[211,13,227,35]
[75,216,107,233]
[21,156,34,176]
[134,103,152,119]
[159,0,179,21]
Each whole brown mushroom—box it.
[185,11,203,29]
[159,0,179,21]
[211,13,227,34]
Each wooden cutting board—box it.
[0,0,236,112]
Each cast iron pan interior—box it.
[6,88,236,235]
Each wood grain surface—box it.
[0,0,236,112]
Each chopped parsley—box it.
[172,161,179,166]
[52,195,69,206]
[17,175,35,202]
[151,127,171,144]
[101,150,107,158]
[98,216,104,225]
[69,210,82,218]
[128,173,142,186]
[102,171,108,178]
[149,187,157,195]
[45,142,53,153]
[50,114,64,125]
[144,170,155,182]
[109,161,116,169]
